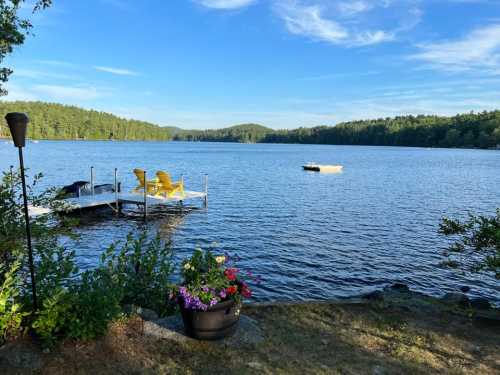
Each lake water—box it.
[1,141,499,303]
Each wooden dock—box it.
[27,167,209,219]
[29,191,207,218]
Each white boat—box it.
[302,163,343,173]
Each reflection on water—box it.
[0,141,499,303]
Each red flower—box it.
[224,268,238,281]
[226,286,237,295]
[241,287,252,298]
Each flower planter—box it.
[179,298,241,340]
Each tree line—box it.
[0,101,173,141]
[1,101,500,148]
[174,111,500,149]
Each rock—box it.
[460,286,471,293]
[372,365,386,375]
[361,290,384,301]
[387,283,410,292]
[143,315,191,343]
[143,314,265,348]
[123,304,159,321]
[0,341,43,371]
[470,298,491,310]
[442,293,470,307]
[247,361,265,371]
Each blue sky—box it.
[3,0,500,129]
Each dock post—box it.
[90,166,95,196]
[114,168,120,215]
[204,174,208,208]
[143,170,147,220]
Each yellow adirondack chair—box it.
[133,169,160,194]
[156,171,184,198]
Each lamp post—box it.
[5,112,38,311]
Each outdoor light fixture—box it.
[5,112,38,311]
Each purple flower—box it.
[219,289,227,299]
[202,286,209,293]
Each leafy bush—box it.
[100,232,175,316]
[0,168,176,347]
[0,262,27,344]
[440,209,500,279]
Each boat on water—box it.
[302,163,343,173]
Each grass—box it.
[1,297,499,374]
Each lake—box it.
[1,140,499,303]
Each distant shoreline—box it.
[1,136,499,151]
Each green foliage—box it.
[175,111,500,149]
[32,288,70,346]
[0,261,27,343]
[0,168,175,347]
[174,124,273,143]
[0,101,172,140]
[100,232,175,316]
[64,270,123,341]
[0,1,52,95]
[439,209,500,279]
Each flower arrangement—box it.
[177,247,256,311]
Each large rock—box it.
[470,298,491,310]
[361,290,384,301]
[442,292,470,307]
[123,305,159,321]
[143,314,265,348]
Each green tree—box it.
[0,0,52,95]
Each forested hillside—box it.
[0,101,173,140]
[173,124,273,143]
[176,111,500,149]
[1,101,499,148]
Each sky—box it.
[2,0,500,129]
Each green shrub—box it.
[0,169,176,346]
[440,209,500,279]
[100,232,175,316]
[0,262,27,344]
[65,270,123,340]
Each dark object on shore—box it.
[442,292,470,307]
[460,286,471,293]
[60,181,115,198]
[470,298,491,310]
[388,283,410,292]
[179,299,241,340]
[361,290,384,301]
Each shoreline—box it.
[1,137,499,150]
[1,283,499,374]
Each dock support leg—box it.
[90,166,95,197]
[114,168,119,215]
[204,174,208,209]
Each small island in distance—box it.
[1,101,499,149]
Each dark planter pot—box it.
[179,298,241,340]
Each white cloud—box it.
[195,0,257,9]
[32,84,103,101]
[274,0,421,46]
[94,66,139,76]
[337,1,372,16]
[410,24,500,74]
